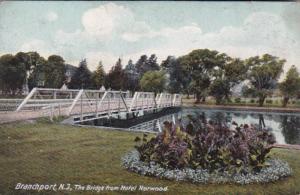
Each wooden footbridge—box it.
[0,88,182,124]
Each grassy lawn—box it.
[0,120,300,195]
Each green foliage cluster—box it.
[2,49,299,108]
[135,118,276,174]
[234,97,242,103]
[266,100,273,104]
[0,52,66,95]
[279,65,300,107]
[140,71,166,94]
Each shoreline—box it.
[182,103,300,114]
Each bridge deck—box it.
[0,88,182,124]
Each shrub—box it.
[134,118,276,175]
[266,99,273,104]
[234,98,241,103]
[250,99,255,103]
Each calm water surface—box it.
[130,108,300,145]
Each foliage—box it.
[279,65,300,107]
[124,59,139,93]
[135,54,160,77]
[179,49,229,103]
[161,56,191,94]
[134,118,276,175]
[210,58,248,104]
[246,54,285,106]
[92,61,106,89]
[44,55,66,88]
[234,97,241,103]
[123,150,291,184]
[241,85,257,98]
[209,78,231,104]
[69,59,93,89]
[140,71,166,94]
[27,56,47,89]
[105,58,125,90]
[0,54,26,95]
[266,99,273,104]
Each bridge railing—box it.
[13,88,182,121]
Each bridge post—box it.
[80,91,83,121]
[129,92,138,112]
[16,87,37,112]
[67,89,84,116]
[96,93,99,116]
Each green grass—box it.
[0,121,300,195]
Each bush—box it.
[266,100,273,104]
[234,98,241,103]
[134,117,276,175]
[250,99,255,103]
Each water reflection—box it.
[280,116,300,144]
[129,108,300,145]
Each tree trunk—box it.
[282,96,289,107]
[258,95,266,107]
[201,96,206,102]
[195,93,201,104]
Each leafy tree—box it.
[209,58,248,104]
[124,59,139,93]
[69,59,93,89]
[241,85,257,98]
[15,52,31,71]
[146,54,160,72]
[180,49,228,103]
[0,54,26,95]
[135,54,160,77]
[135,54,147,76]
[279,65,300,107]
[209,78,231,104]
[140,71,166,94]
[105,58,125,90]
[246,54,285,106]
[44,55,66,88]
[27,57,47,89]
[92,61,106,89]
[161,56,190,94]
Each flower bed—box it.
[122,116,292,184]
[122,150,292,184]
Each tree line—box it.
[0,49,299,107]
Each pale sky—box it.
[0,1,299,75]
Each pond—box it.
[82,108,300,145]
[176,108,300,145]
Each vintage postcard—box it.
[0,1,299,194]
